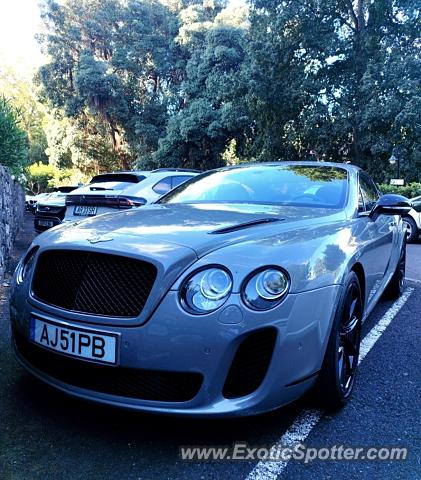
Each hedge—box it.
[378,183,421,199]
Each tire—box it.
[313,271,362,411]
[384,239,406,300]
[403,216,418,243]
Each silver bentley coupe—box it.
[10,162,411,416]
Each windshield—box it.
[158,165,349,209]
[56,186,78,193]
[90,173,145,184]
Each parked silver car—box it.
[10,162,411,416]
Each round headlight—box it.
[180,267,232,314]
[242,267,290,310]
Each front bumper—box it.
[11,285,341,417]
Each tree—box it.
[0,96,28,176]
[44,110,121,174]
[153,2,250,170]
[246,0,420,181]
[37,0,181,171]
[0,66,48,166]
[26,161,75,194]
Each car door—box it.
[358,172,394,305]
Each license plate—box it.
[30,317,118,364]
[74,205,97,216]
[38,219,54,227]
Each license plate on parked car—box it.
[30,317,119,364]
[38,219,54,227]
[74,205,98,216]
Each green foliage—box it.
[378,183,421,199]
[44,111,122,174]
[37,0,183,171]
[26,161,80,194]
[26,162,60,193]
[0,96,28,176]
[0,66,48,167]
[245,0,421,182]
[154,3,250,170]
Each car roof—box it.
[150,168,201,173]
[123,170,198,194]
[216,161,360,173]
[148,170,198,178]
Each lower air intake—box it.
[223,328,277,398]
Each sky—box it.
[0,0,46,77]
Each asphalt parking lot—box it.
[0,214,420,480]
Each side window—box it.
[152,177,172,195]
[359,174,379,212]
[358,188,365,213]
[171,175,193,189]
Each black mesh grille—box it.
[14,332,203,402]
[32,250,157,317]
[223,328,277,399]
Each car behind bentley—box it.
[10,162,411,416]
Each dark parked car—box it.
[34,186,79,233]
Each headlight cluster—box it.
[180,265,290,314]
[16,247,38,284]
[242,267,290,310]
[180,267,233,314]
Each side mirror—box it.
[369,194,412,221]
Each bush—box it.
[378,183,421,199]
[0,96,28,176]
[25,162,76,194]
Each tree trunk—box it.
[349,0,367,166]
[108,117,130,170]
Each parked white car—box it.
[26,192,54,213]
[63,169,199,223]
[403,195,421,243]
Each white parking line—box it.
[245,287,414,480]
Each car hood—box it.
[32,203,348,324]
[39,195,66,207]
[43,203,346,258]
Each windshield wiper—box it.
[209,217,283,234]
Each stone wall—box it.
[0,166,25,281]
